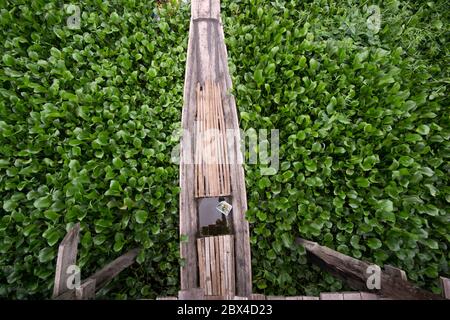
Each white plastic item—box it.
[216,201,232,216]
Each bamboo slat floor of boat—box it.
[179,0,252,297]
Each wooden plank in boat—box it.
[320,292,344,300]
[343,292,362,300]
[285,296,303,300]
[197,238,205,292]
[179,15,199,290]
[384,265,407,281]
[216,16,252,296]
[179,288,205,300]
[249,294,266,300]
[219,235,226,296]
[302,296,319,300]
[440,277,450,299]
[204,237,212,295]
[360,292,379,300]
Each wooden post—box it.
[52,223,80,298]
[76,278,96,300]
[440,277,450,299]
[384,265,407,281]
[296,238,444,300]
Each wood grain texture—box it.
[178,288,205,300]
[249,293,266,300]
[197,235,235,297]
[181,0,251,296]
[85,248,138,291]
[384,265,407,281]
[320,293,344,300]
[75,278,96,300]
[440,277,450,299]
[215,9,252,297]
[52,223,80,298]
[296,238,444,300]
[302,296,320,300]
[342,292,362,300]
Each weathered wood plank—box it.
[440,277,450,299]
[219,236,226,296]
[53,223,80,298]
[384,265,407,281]
[233,296,248,300]
[180,14,199,290]
[85,248,139,291]
[179,288,205,300]
[205,237,212,295]
[210,235,218,295]
[342,292,362,300]
[75,278,96,300]
[285,296,303,300]
[296,238,444,300]
[157,297,178,300]
[217,16,252,296]
[197,238,205,292]
[302,296,320,300]
[249,293,266,300]
[320,293,344,300]
[267,296,286,300]
[360,292,379,300]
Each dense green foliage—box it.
[0,0,448,298]
[225,0,449,295]
[0,0,188,298]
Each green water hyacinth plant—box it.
[0,0,449,298]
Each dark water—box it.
[197,197,233,236]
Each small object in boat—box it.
[216,201,232,216]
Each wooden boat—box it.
[179,0,252,298]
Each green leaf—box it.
[367,238,382,250]
[423,239,439,250]
[416,125,430,135]
[135,210,148,224]
[33,196,52,209]
[399,156,414,167]
[38,247,55,263]
[105,180,122,196]
[254,69,264,86]
[356,177,370,188]
[3,199,17,212]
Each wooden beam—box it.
[84,248,139,291]
[249,293,266,300]
[296,238,444,300]
[360,292,380,300]
[384,265,407,281]
[302,296,319,300]
[342,292,362,300]
[75,278,96,300]
[179,288,205,300]
[52,223,80,298]
[320,292,344,300]
[267,296,286,300]
[440,277,450,299]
